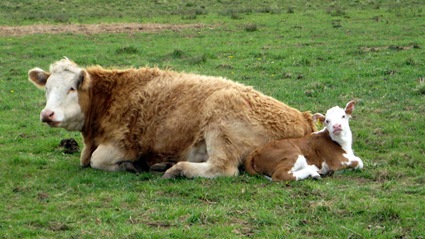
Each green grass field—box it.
[1,0,424,238]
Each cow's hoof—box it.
[312,175,322,180]
[150,162,176,172]
[120,162,142,173]
[162,169,181,179]
[161,173,174,179]
[80,163,90,168]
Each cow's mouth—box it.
[333,128,342,134]
[45,121,61,127]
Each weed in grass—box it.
[331,19,343,28]
[115,46,139,54]
[326,5,347,16]
[415,77,425,94]
[188,54,207,65]
[170,49,185,59]
[287,6,295,14]
[244,23,258,32]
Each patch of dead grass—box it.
[0,23,207,37]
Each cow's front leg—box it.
[90,144,137,172]
[80,143,95,167]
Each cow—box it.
[28,58,316,178]
[244,101,363,181]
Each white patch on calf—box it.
[343,153,364,169]
[290,155,320,180]
[320,161,330,175]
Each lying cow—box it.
[29,58,316,178]
[244,101,363,181]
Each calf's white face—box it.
[324,105,352,137]
[313,101,356,150]
[28,59,86,131]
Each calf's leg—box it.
[291,165,321,181]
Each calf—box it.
[244,101,363,181]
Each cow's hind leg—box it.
[162,161,239,179]
[90,144,139,172]
[163,126,240,179]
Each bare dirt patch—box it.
[0,23,206,37]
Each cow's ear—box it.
[28,68,50,88]
[77,70,91,91]
[345,100,356,116]
[312,113,325,124]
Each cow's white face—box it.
[29,59,86,131]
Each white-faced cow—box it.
[244,101,363,181]
[29,58,316,178]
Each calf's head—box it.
[313,101,356,144]
[28,58,89,131]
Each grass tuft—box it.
[415,77,425,94]
[244,23,258,32]
[115,46,139,54]
[188,54,207,65]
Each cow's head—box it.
[28,58,89,131]
[313,100,356,141]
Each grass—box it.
[1,0,425,238]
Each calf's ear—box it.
[28,68,50,88]
[345,100,356,116]
[312,113,325,124]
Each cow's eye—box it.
[68,87,76,93]
[342,115,346,119]
[325,120,330,124]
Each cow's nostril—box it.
[41,110,55,121]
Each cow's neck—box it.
[80,78,110,140]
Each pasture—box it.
[0,0,424,238]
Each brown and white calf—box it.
[244,101,363,181]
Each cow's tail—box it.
[244,151,259,175]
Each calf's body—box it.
[245,101,363,181]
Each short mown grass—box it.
[0,0,424,238]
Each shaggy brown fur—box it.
[31,59,317,178]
